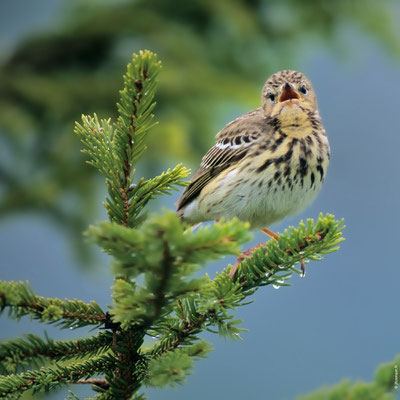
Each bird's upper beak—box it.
[279,82,300,103]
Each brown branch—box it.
[0,359,111,398]
[0,334,112,364]
[0,377,35,397]
[0,288,107,326]
[120,187,130,227]
[113,330,142,400]
[6,299,107,324]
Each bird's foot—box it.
[261,228,278,240]
[228,243,264,279]
[229,228,279,279]
[262,227,306,277]
[190,223,202,232]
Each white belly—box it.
[184,164,325,229]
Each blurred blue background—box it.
[1,1,399,399]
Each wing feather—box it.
[177,109,269,212]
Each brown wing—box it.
[177,108,269,212]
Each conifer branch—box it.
[233,214,344,291]
[0,280,106,328]
[150,311,209,358]
[145,341,212,388]
[115,57,156,226]
[87,213,251,330]
[127,164,190,223]
[0,332,113,374]
[150,214,344,357]
[74,50,189,230]
[0,355,114,399]
[107,331,146,400]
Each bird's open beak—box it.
[279,82,300,103]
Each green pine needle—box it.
[145,341,212,388]
[0,280,106,328]
[0,355,114,399]
[298,356,400,400]
[0,332,113,374]
[234,213,345,290]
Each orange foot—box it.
[229,228,279,279]
[262,227,306,277]
[261,228,278,240]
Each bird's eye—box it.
[268,93,275,102]
[299,85,308,95]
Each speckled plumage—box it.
[177,70,330,229]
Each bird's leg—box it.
[190,223,202,232]
[261,228,278,240]
[263,227,306,276]
[229,256,244,279]
[229,243,264,279]
[229,228,279,279]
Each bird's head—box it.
[262,70,319,134]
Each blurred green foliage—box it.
[0,0,398,261]
[298,356,400,400]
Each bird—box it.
[176,70,330,276]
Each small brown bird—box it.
[177,70,330,273]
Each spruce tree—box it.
[0,50,347,399]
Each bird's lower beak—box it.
[279,82,300,103]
